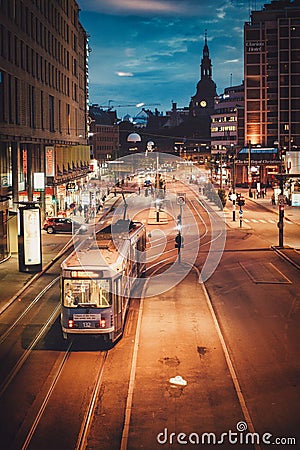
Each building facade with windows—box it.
[88,105,120,164]
[211,83,245,154]
[243,0,300,192]
[244,0,300,149]
[0,0,89,262]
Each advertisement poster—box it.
[23,209,41,265]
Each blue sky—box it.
[77,0,264,117]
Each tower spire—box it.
[201,31,212,78]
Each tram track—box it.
[0,270,64,395]
[0,276,60,346]
[144,192,223,276]
[0,186,245,450]
[17,342,108,450]
[0,302,60,398]
[0,197,122,318]
[1,328,109,450]
[75,350,109,450]
[0,236,74,317]
[20,340,73,450]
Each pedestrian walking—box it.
[271,193,276,205]
[175,232,184,264]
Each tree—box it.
[218,188,227,208]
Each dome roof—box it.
[127,132,142,143]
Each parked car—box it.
[43,217,87,234]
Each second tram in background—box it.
[60,219,146,344]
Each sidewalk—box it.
[222,186,300,268]
[224,186,300,225]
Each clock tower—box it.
[189,31,217,121]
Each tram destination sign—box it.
[73,314,101,321]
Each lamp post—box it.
[248,139,252,195]
[127,132,142,176]
[229,144,236,221]
[155,146,160,222]
[274,140,284,248]
[219,151,223,189]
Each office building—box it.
[211,83,245,153]
[244,0,300,149]
[0,0,89,262]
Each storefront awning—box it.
[239,147,278,154]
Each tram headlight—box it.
[68,319,74,328]
[100,318,106,328]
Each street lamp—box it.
[274,140,284,247]
[248,139,252,195]
[146,140,155,157]
[228,144,236,221]
[127,132,142,145]
[127,132,142,175]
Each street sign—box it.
[177,193,186,205]
[66,182,76,192]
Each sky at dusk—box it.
[77,0,265,118]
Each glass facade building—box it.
[244,0,300,149]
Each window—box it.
[247,101,260,111]
[29,85,35,128]
[246,53,260,64]
[15,77,19,125]
[49,94,54,131]
[66,103,70,134]
[247,65,261,76]
[63,279,112,308]
[14,35,18,66]
[8,74,13,123]
[0,71,4,122]
[40,91,44,129]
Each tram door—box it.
[113,277,122,335]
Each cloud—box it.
[125,48,136,58]
[79,0,215,17]
[116,71,134,77]
[78,0,258,112]
[223,59,240,63]
[80,0,183,15]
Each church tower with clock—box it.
[189,31,217,138]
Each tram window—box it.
[63,279,111,308]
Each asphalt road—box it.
[0,184,299,450]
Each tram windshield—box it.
[63,278,111,308]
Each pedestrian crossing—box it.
[242,218,292,224]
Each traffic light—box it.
[237,197,245,207]
[279,203,284,221]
